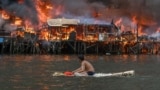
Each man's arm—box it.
[73,62,85,73]
[72,67,81,73]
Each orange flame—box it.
[35,0,52,24]
[1,10,10,20]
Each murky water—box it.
[0,54,160,90]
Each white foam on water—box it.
[53,70,135,77]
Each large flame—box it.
[0,0,160,41]
[35,0,53,23]
[35,0,64,25]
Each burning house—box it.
[0,0,160,54]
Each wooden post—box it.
[136,24,139,54]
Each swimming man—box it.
[72,55,95,76]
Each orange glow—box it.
[35,0,64,25]
[15,20,22,25]
[156,28,160,33]
[14,17,23,26]
[132,15,156,26]
[18,0,24,4]
[55,5,64,16]
[115,18,122,26]
[0,0,158,43]
[138,26,146,36]
[132,16,137,24]
[38,29,50,41]
[1,11,10,20]
[35,0,52,23]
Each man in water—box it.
[72,55,95,76]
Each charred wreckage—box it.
[0,18,159,55]
[0,0,159,55]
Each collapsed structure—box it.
[0,18,159,55]
[0,0,160,54]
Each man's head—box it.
[78,55,84,61]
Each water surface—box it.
[0,55,160,90]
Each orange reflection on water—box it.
[63,55,70,61]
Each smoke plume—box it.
[0,0,160,36]
[0,0,39,25]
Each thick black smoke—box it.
[0,0,39,25]
[91,0,160,24]
[0,0,159,36]
[49,0,107,24]
[49,0,106,18]
[48,0,160,25]
[1,0,160,26]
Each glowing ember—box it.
[1,11,10,20]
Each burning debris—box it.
[0,0,39,25]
